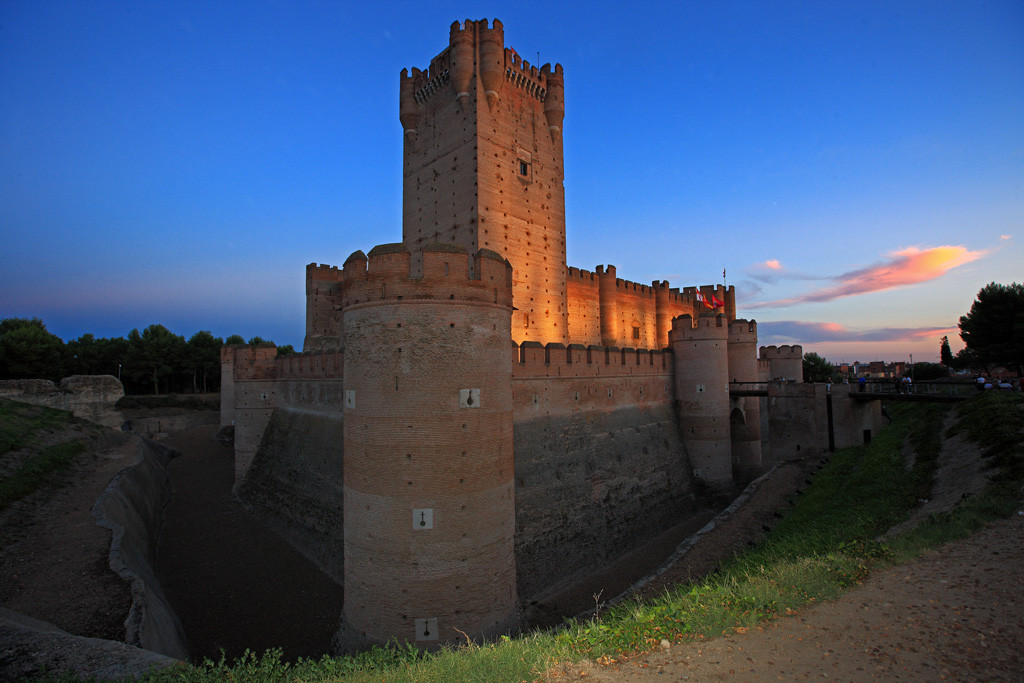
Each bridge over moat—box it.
[729,380,975,403]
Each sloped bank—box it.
[93,436,189,660]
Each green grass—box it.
[0,439,86,512]
[119,392,1022,682]
[0,399,76,455]
[0,399,88,513]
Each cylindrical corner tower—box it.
[339,243,519,648]
[728,319,761,482]
[760,344,804,382]
[670,313,732,491]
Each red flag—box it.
[696,291,713,309]
[711,294,725,308]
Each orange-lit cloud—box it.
[1000,234,1012,241]
[760,320,957,345]
[764,259,782,269]
[748,245,986,308]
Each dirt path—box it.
[555,511,1024,681]
[0,428,133,641]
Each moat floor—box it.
[156,427,816,661]
[157,425,344,663]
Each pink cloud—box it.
[749,245,986,308]
[760,320,957,344]
[764,259,782,270]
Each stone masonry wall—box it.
[236,406,345,583]
[510,342,698,598]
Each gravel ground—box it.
[0,427,133,642]
[553,512,1024,681]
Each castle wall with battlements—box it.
[216,18,831,650]
[509,342,695,596]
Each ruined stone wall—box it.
[510,342,697,599]
[0,376,124,429]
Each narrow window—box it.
[632,326,640,340]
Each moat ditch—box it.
[156,425,802,663]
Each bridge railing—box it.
[850,379,977,396]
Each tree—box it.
[958,282,1024,375]
[802,352,835,383]
[276,344,295,356]
[186,330,223,393]
[939,336,953,367]
[951,346,978,372]
[0,317,68,381]
[908,362,948,381]
[247,336,270,345]
[224,334,246,345]
[127,325,187,395]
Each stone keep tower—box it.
[400,19,568,345]
[339,242,520,647]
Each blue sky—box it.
[2,0,1021,362]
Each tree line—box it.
[0,318,294,395]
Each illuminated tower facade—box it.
[400,19,568,344]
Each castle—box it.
[220,19,880,651]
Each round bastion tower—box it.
[670,313,732,491]
[338,242,520,649]
[727,319,761,482]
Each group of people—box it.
[894,376,915,394]
[976,376,1021,391]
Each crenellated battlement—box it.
[567,266,598,282]
[759,344,804,382]
[504,49,550,102]
[407,62,452,104]
[728,318,758,342]
[222,344,277,380]
[274,350,344,380]
[671,312,729,339]
[340,242,513,310]
[759,344,803,360]
[513,340,673,378]
[222,345,344,381]
[306,262,342,278]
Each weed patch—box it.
[0,400,76,456]
[0,439,86,512]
